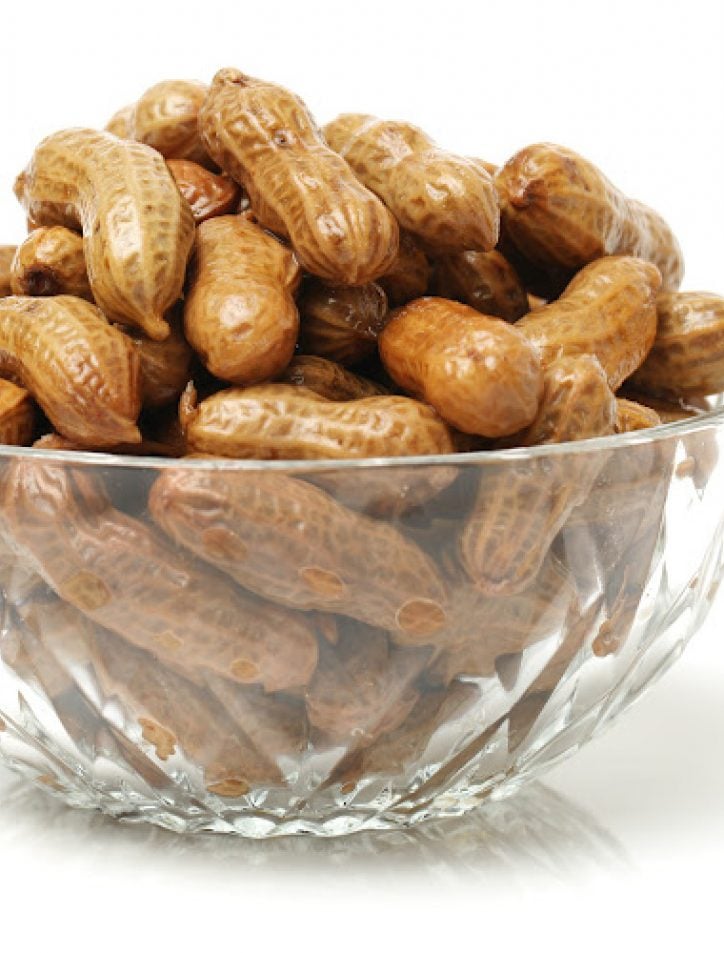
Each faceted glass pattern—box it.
[0,410,722,837]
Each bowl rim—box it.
[2,402,722,472]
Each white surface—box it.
[0,0,722,948]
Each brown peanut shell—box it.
[324,113,499,255]
[16,128,194,340]
[10,226,93,300]
[379,296,543,437]
[516,256,661,391]
[377,231,431,307]
[430,250,529,322]
[199,68,399,285]
[0,379,35,446]
[276,355,388,401]
[297,279,388,366]
[167,159,241,223]
[183,384,456,460]
[184,215,300,385]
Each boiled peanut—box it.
[615,398,662,432]
[430,250,529,322]
[305,627,429,745]
[1,461,319,692]
[183,384,456,459]
[330,681,479,784]
[379,297,543,438]
[167,159,241,223]
[105,103,134,138]
[629,292,724,398]
[0,246,16,296]
[516,256,661,390]
[507,355,617,448]
[150,469,449,640]
[617,389,707,423]
[460,359,615,594]
[14,170,80,232]
[324,113,499,255]
[125,314,193,409]
[377,231,430,307]
[10,226,93,300]
[297,278,389,366]
[117,79,213,168]
[16,128,195,340]
[198,68,399,285]
[496,142,684,290]
[276,355,388,400]
[430,555,578,684]
[0,379,35,446]
[0,295,140,447]
[184,215,300,384]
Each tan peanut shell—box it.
[460,358,616,594]
[125,316,193,409]
[430,250,529,322]
[516,256,661,390]
[183,384,456,459]
[150,469,448,641]
[629,291,724,398]
[615,398,662,432]
[305,628,428,745]
[198,68,399,285]
[276,355,388,400]
[379,297,543,437]
[16,128,195,340]
[0,295,140,447]
[508,355,617,448]
[324,113,499,255]
[105,103,135,138]
[297,279,389,366]
[0,246,17,296]
[1,461,319,693]
[617,389,706,423]
[0,379,35,446]
[184,215,300,384]
[377,231,431,307]
[10,226,93,300]
[496,142,684,290]
[167,159,241,223]
[125,79,212,167]
[430,555,577,683]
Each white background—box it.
[0,0,722,949]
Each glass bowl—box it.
[0,405,722,837]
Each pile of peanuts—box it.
[0,66,720,459]
[0,69,721,800]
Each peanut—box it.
[184,215,300,385]
[516,256,661,390]
[324,113,499,255]
[16,128,195,340]
[150,468,448,640]
[115,79,213,168]
[0,246,16,296]
[0,295,140,447]
[105,103,134,138]
[617,389,707,423]
[430,250,529,322]
[1,461,319,692]
[276,355,388,401]
[379,297,543,438]
[0,379,35,446]
[429,555,578,683]
[496,142,684,290]
[460,358,616,594]
[304,626,429,745]
[166,159,241,223]
[10,226,93,300]
[506,355,617,448]
[183,384,456,459]
[14,170,79,232]
[629,292,724,398]
[377,231,430,307]
[297,278,389,367]
[125,313,193,409]
[615,398,662,432]
[198,68,399,285]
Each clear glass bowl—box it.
[0,405,722,837]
